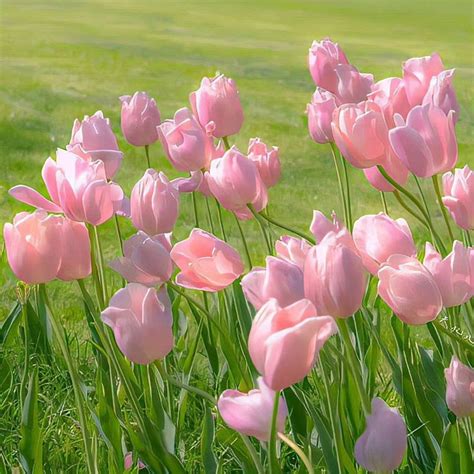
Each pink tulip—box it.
[101,284,173,364]
[110,231,172,287]
[390,104,457,178]
[68,111,123,179]
[442,165,474,230]
[206,146,268,219]
[422,69,459,121]
[362,151,409,192]
[378,255,443,325]
[423,241,473,308]
[402,53,444,107]
[130,170,179,235]
[190,74,244,138]
[353,213,417,274]
[217,377,288,441]
[445,356,474,418]
[9,149,123,226]
[158,108,213,172]
[247,138,281,188]
[120,92,161,147]
[334,64,374,104]
[307,89,337,144]
[241,256,304,310]
[309,210,355,250]
[171,170,203,193]
[124,452,145,470]
[275,235,312,270]
[304,232,366,318]
[248,299,337,391]
[170,229,244,292]
[3,210,62,284]
[355,398,407,472]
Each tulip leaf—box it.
[0,301,22,346]
[201,403,217,474]
[441,422,473,474]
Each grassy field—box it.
[0,0,473,469]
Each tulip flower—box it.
[445,356,474,417]
[217,377,288,441]
[101,284,173,364]
[389,104,457,178]
[124,453,145,470]
[362,151,409,192]
[334,64,374,104]
[355,398,407,472]
[378,255,443,325]
[171,170,203,193]
[206,146,268,219]
[9,149,124,226]
[304,232,366,318]
[353,213,417,274]
[275,235,312,270]
[423,241,473,308]
[3,210,62,284]
[309,210,354,248]
[110,232,172,287]
[130,170,179,235]
[170,229,244,292]
[422,69,459,121]
[247,138,281,188]
[158,108,213,172]
[68,110,123,179]
[248,299,337,391]
[190,74,244,137]
[402,53,444,107]
[306,89,337,144]
[119,92,161,147]
[442,165,474,230]
[241,256,304,310]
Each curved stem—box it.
[240,434,265,474]
[340,154,353,230]
[113,214,124,257]
[432,175,454,241]
[380,192,389,215]
[144,145,151,168]
[222,136,231,150]
[191,192,200,228]
[234,213,253,268]
[269,391,281,474]
[277,432,314,474]
[92,225,108,306]
[329,143,348,226]
[247,205,273,254]
[158,370,216,405]
[214,199,228,241]
[205,197,217,235]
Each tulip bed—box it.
[1,29,474,474]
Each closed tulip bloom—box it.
[423,241,473,308]
[241,256,304,310]
[308,38,349,91]
[68,111,123,179]
[306,89,337,144]
[206,146,268,219]
[334,64,374,104]
[304,233,366,318]
[101,284,173,365]
[171,229,244,292]
[422,69,459,121]
[218,377,288,441]
[247,138,281,188]
[310,210,355,249]
[445,356,474,417]
[110,232,172,287]
[248,299,337,391]
[9,149,124,226]
[158,108,212,172]
[4,210,62,284]
[378,255,443,325]
[120,92,161,146]
[353,213,417,274]
[389,104,457,178]
[355,398,407,473]
[130,170,179,235]
[275,235,312,270]
[402,53,444,107]
[442,166,474,230]
[190,74,244,138]
[124,453,145,471]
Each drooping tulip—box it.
[241,256,304,310]
[190,74,244,137]
[355,398,407,473]
[423,241,473,308]
[445,356,474,418]
[275,235,312,270]
[442,165,474,230]
[248,299,337,391]
[68,111,123,179]
[101,284,173,364]
[306,89,337,144]
[110,232,172,287]
[217,377,288,441]
[377,254,443,325]
[389,104,457,178]
[247,138,281,188]
[422,69,459,121]
[170,229,244,292]
[119,92,161,146]
[353,213,417,274]
[130,170,179,235]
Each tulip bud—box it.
[307,89,337,144]
[445,356,474,417]
[247,138,281,188]
[422,69,459,121]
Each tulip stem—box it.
[248,205,274,254]
[214,198,228,241]
[234,213,253,269]
[240,434,265,474]
[113,214,124,257]
[329,143,349,227]
[380,192,389,215]
[340,154,353,231]
[277,432,314,474]
[222,136,231,150]
[92,225,108,306]
[192,192,200,228]
[268,390,281,474]
[431,175,455,241]
[144,145,151,169]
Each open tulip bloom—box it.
[4,39,474,473]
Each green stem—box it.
[144,145,151,168]
[222,136,231,150]
[329,143,348,226]
[191,192,200,228]
[159,372,216,405]
[205,197,217,235]
[113,214,124,257]
[247,205,274,254]
[380,192,389,215]
[269,391,281,474]
[92,225,108,307]
[413,176,436,245]
[214,199,228,241]
[240,434,265,474]
[432,320,474,353]
[432,175,455,241]
[340,154,353,230]
[234,213,253,268]
[277,432,314,474]
[464,230,472,247]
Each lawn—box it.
[0,0,473,470]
